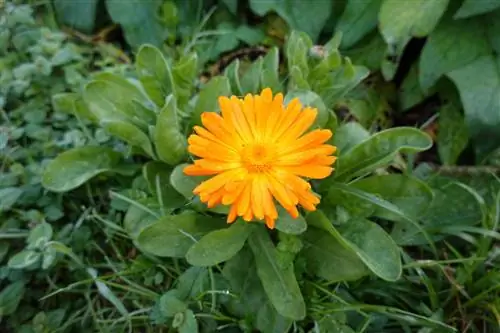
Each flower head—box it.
[184,88,337,228]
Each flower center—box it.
[241,144,275,173]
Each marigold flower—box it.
[184,88,337,229]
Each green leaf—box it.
[42,146,122,192]
[224,59,243,95]
[42,247,57,270]
[159,290,187,317]
[175,267,210,300]
[379,0,449,46]
[186,221,254,266]
[285,31,312,78]
[136,44,174,107]
[336,174,434,221]
[170,163,206,199]
[101,120,154,157]
[274,207,307,235]
[8,250,41,269]
[392,177,483,245]
[27,222,53,248]
[344,31,386,72]
[143,162,185,209]
[178,309,198,333]
[172,52,198,106]
[419,17,490,92]
[53,0,98,33]
[336,0,382,48]
[447,55,500,159]
[261,47,282,92]
[83,76,154,129]
[248,227,306,320]
[249,0,332,41]
[302,227,369,282]
[334,127,433,181]
[437,103,468,165]
[154,95,188,165]
[137,211,224,258]
[0,187,23,212]
[454,0,500,19]
[313,212,401,281]
[52,93,78,115]
[192,76,231,126]
[332,122,370,156]
[399,63,426,110]
[240,57,263,94]
[0,281,25,316]
[284,90,328,128]
[123,198,160,240]
[106,0,164,49]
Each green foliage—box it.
[3,1,500,332]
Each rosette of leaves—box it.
[40,29,452,331]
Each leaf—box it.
[285,31,312,78]
[170,163,206,199]
[302,227,369,282]
[87,267,128,316]
[0,187,23,212]
[332,121,370,156]
[136,44,174,107]
[175,267,210,300]
[284,90,329,128]
[123,198,160,240]
[240,57,263,94]
[447,55,500,159]
[334,127,432,181]
[338,174,435,221]
[27,222,53,248]
[261,47,282,92]
[338,217,402,281]
[248,227,306,320]
[154,95,188,165]
[335,0,382,48]
[379,0,449,46]
[419,17,490,92]
[83,77,154,129]
[106,0,164,49]
[392,177,483,245]
[42,146,122,192]
[137,211,224,258]
[454,0,500,19]
[52,93,78,115]
[249,0,331,41]
[159,290,187,317]
[101,120,154,157]
[224,60,243,95]
[178,309,198,333]
[344,31,386,72]
[172,52,198,106]
[437,103,468,165]
[399,63,426,110]
[0,281,25,316]
[53,0,98,33]
[186,221,254,266]
[143,162,185,209]
[191,76,231,126]
[274,207,307,235]
[7,250,41,269]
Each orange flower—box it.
[184,88,337,229]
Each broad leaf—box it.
[154,95,187,165]
[106,0,164,49]
[186,221,254,266]
[437,103,468,165]
[332,121,370,155]
[261,47,282,92]
[170,163,207,199]
[0,187,23,212]
[0,281,25,316]
[454,0,500,19]
[248,227,306,320]
[53,0,98,33]
[275,207,307,235]
[8,250,41,269]
[284,90,329,128]
[336,0,382,48]
[101,120,154,157]
[334,127,432,181]
[249,1,331,41]
[191,76,231,126]
[143,162,185,209]
[42,146,122,192]
[302,227,368,282]
[136,44,174,107]
[137,211,224,258]
[172,52,198,106]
